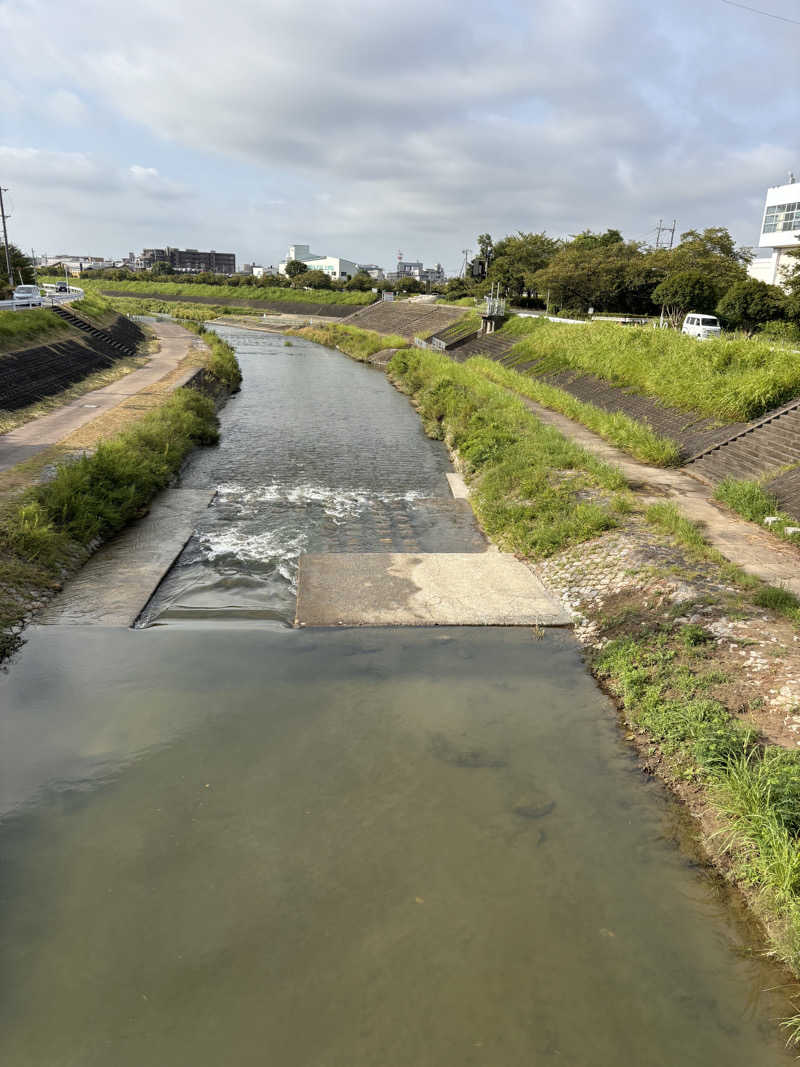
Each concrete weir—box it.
[295,552,571,627]
[39,489,216,627]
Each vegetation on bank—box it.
[66,278,375,306]
[594,599,800,1000]
[179,322,242,391]
[469,356,681,466]
[0,307,73,351]
[714,478,800,547]
[499,317,800,422]
[290,323,410,362]
[69,290,122,326]
[103,296,230,321]
[0,388,221,660]
[388,347,628,556]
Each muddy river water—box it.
[0,327,795,1064]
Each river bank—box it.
[2,324,799,1063]
[383,344,800,1032]
[0,320,241,662]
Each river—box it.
[0,326,795,1065]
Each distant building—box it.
[748,174,800,289]
[243,263,279,278]
[387,259,446,285]
[140,247,237,274]
[357,263,385,280]
[39,254,114,275]
[279,243,359,280]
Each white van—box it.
[682,313,721,340]
[12,285,43,308]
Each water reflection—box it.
[0,626,795,1065]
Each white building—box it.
[242,263,279,277]
[357,263,385,280]
[278,243,359,280]
[748,175,800,289]
[388,259,446,284]
[39,253,114,275]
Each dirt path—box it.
[0,321,207,473]
[517,394,800,595]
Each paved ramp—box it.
[295,552,571,627]
[39,489,215,626]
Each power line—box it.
[720,0,800,26]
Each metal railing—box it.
[0,286,84,311]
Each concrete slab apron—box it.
[516,395,800,596]
[39,489,215,627]
[295,552,571,627]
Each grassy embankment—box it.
[0,307,73,350]
[471,356,680,466]
[595,503,800,1020]
[289,323,411,362]
[65,277,376,306]
[0,294,153,435]
[714,478,800,548]
[388,346,628,555]
[499,316,800,422]
[0,328,241,662]
[389,348,800,1037]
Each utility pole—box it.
[0,186,12,288]
[655,218,677,250]
[460,248,471,278]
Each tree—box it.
[284,259,308,278]
[781,242,800,322]
[345,271,373,291]
[668,227,750,301]
[652,270,718,325]
[532,237,650,313]
[2,244,35,292]
[569,228,624,250]
[488,231,560,300]
[302,269,332,289]
[716,279,786,335]
[150,260,175,276]
[398,276,421,293]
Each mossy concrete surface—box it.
[295,551,571,627]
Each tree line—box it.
[445,228,800,336]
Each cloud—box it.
[46,89,88,126]
[1,0,797,265]
[0,146,201,255]
[128,164,187,200]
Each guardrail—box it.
[0,287,84,311]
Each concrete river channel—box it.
[0,325,796,1064]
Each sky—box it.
[1,0,798,274]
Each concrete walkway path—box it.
[518,395,800,595]
[0,321,207,472]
